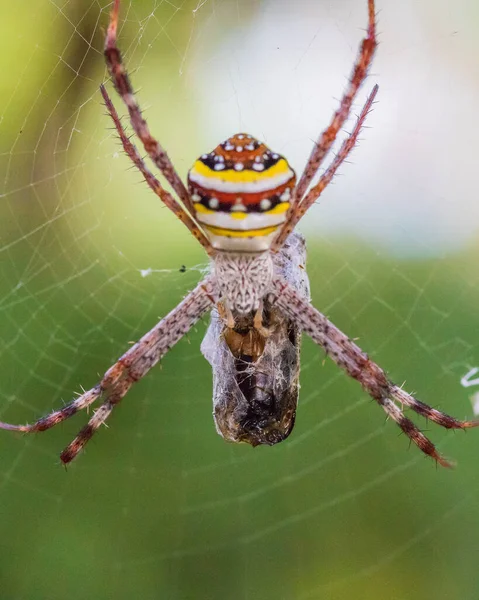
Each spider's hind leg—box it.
[100,84,213,255]
[104,0,191,208]
[272,0,378,252]
[272,84,378,252]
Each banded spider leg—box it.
[0,278,215,464]
[103,0,193,212]
[271,278,479,468]
[100,84,212,255]
[273,0,378,250]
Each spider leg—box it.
[0,387,101,433]
[390,386,479,430]
[0,277,216,464]
[295,0,377,201]
[104,0,192,212]
[101,84,213,256]
[271,277,479,468]
[272,84,378,251]
[378,398,456,468]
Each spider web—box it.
[1,1,479,599]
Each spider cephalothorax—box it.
[2,0,478,468]
[188,133,296,251]
[214,251,274,314]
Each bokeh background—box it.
[1,1,479,599]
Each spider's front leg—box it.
[0,277,216,464]
[271,277,479,467]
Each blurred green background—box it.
[1,1,479,599]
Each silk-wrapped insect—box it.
[202,232,310,446]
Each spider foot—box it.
[391,386,479,430]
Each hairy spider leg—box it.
[271,277,479,468]
[0,278,215,464]
[295,0,377,201]
[101,84,213,255]
[272,84,378,251]
[104,0,193,213]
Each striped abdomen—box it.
[188,133,296,251]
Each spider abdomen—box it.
[188,133,296,252]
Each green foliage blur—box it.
[1,2,479,599]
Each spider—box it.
[1,0,477,467]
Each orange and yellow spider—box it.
[1,0,477,467]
